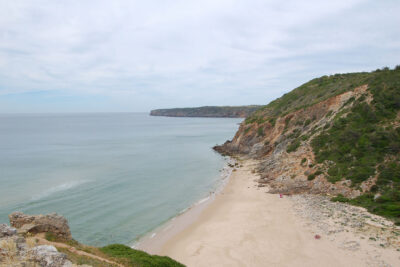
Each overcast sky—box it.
[0,0,399,113]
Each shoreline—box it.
[142,159,400,267]
[134,157,236,253]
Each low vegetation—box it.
[245,71,376,125]
[57,247,118,267]
[100,244,185,267]
[45,233,185,267]
[286,140,301,153]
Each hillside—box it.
[150,105,262,118]
[215,66,400,225]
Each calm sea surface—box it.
[0,113,241,246]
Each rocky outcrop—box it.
[0,214,94,267]
[0,223,17,237]
[31,245,73,267]
[0,222,74,267]
[9,212,72,240]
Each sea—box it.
[0,113,241,246]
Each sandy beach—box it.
[140,159,400,267]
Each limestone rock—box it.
[31,245,73,267]
[0,223,17,237]
[9,212,72,240]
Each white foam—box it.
[197,196,210,205]
[31,180,89,201]
[179,207,189,214]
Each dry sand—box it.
[141,160,400,267]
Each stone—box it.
[0,223,17,237]
[31,245,73,267]
[9,212,72,240]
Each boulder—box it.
[0,223,17,238]
[9,212,72,240]
[31,245,73,267]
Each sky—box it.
[0,0,399,113]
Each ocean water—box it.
[0,113,241,246]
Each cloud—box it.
[0,0,399,112]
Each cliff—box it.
[215,66,400,225]
[150,105,262,118]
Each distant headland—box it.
[150,105,263,118]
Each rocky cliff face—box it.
[215,85,369,197]
[215,68,400,206]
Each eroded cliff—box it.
[215,67,400,224]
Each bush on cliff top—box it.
[245,71,375,125]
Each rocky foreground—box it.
[1,212,182,267]
[0,212,83,267]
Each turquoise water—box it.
[0,113,241,246]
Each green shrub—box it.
[285,116,292,126]
[268,117,276,126]
[257,127,264,137]
[300,135,309,141]
[295,120,304,126]
[344,96,355,106]
[331,194,350,203]
[314,170,323,176]
[286,140,300,153]
[287,129,301,139]
[307,174,316,180]
[323,123,331,129]
[370,185,378,193]
[100,244,184,267]
[45,232,57,242]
